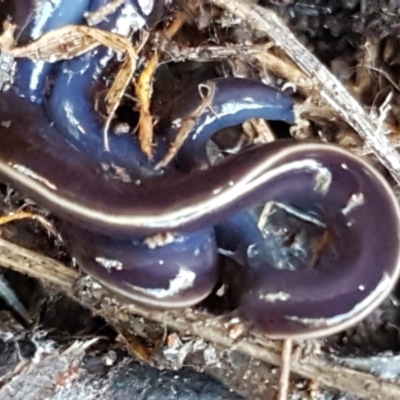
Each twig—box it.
[211,0,400,184]
[276,339,292,400]
[164,42,273,62]
[164,42,313,94]
[0,236,400,399]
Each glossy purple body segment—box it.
[0,0,400,339]
[13,0,90,103]
[0,90,298,236]
[45,0,162,173]
[220,145,400,337]
[216,211,268,268]
[159,77,294,170]
[46,15,154,175]
[60,223,218,308]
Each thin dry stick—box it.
[276,339,292,400]
[211,0,400,184]
[165,42,273,62]
[0,237,400,399]
[165,43,314,94]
